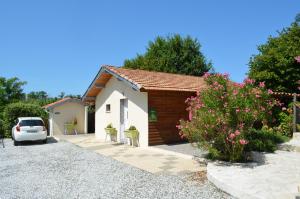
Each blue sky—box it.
[1,0,299,97]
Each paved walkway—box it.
[207,134,300,199]
[154,143,207,158]
[56,134,205,176]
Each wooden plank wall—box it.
[148,90,195,145]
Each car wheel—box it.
[14,140,19,146]
[42,139,47,144]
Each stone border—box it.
[207,163,259,199]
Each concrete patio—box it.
[55,134,206,176]
[207,133,300,199]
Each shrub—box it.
[178,73,279,162]
[106,123,113,128]
[128,126,136,130]
[3,102,48,137]
[0,119,4,136]
[245,127,289,152]
[275,107,293,137]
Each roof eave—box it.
[82,66,142,101]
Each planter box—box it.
[105,128,117,142]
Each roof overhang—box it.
[82,66,142,104]
[44,98,84,111]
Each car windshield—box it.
[19,120,44,127]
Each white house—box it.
[44,98,87,136]
[82,65,206,147]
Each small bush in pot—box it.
[104,123,117,141]
[125,125,139,146]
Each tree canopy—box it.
[0,77,26,109]
[248,20,300,93]
[124,34,212,76]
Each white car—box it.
[12,117,47,146]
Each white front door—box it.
[120,99,128,143]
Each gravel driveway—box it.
[0,139,231,199]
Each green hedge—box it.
[3,102,48,137]
[245,127,289,152]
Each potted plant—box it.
[104,124,117,142]
[125,125,139,146]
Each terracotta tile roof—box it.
[43,98,83,109]
[104,66,206,92]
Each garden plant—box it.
[178,73,281,162]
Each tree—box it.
[27,91,48,100]
[65,94,81,99]
[124,34,212,76]
[248,20,300,93]
[0,77,26,109]
[58,92,65,99]
[296,13,300,23]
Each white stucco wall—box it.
[49,102,85,135]
[95,76,149,147]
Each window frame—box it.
[106,104,111,113]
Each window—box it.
[19,120,45,127]
[149,107,157,122]
[106,104,111,113]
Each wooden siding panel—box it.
[148,91,195,145]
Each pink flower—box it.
[223,73,229,78]
[203,72,210,78]
[233,89,238,96]
[236,108,240,113]
[282,107,287,111]
[176,125,182,129]
[259,82,265,88]
[229,133,236,139]
[255,94,260,98]
[235,130,241,136]
[295,56,300,63]
[244,78,255,84]
[245,108,250,113]
[188,111,193,121]
[239,139,248,145]
[267,89,273,94]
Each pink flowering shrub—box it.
[178,73,279,162]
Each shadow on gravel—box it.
[15,137,58,146]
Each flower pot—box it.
[105,128,117,142]
[125,130,139,147]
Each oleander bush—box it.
[178,73,280,162]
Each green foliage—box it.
[296,13,300,23]
[124,34,212,76]
[27,91,48,100]
[0,119,4,136]
[3,102,48,137]
[0,77,26,111]
[106,123,113,128]
[245,127,288,152]
[179,74,279,162]
[128,125,136,130]
[248,21,300,93]
[275,108,293,137]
